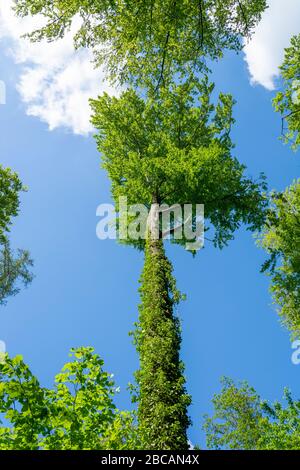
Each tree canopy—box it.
[273,34,300,150]
[91,77,267,251]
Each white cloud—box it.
[2,1,299,131]
[244,0,300,90]
[0,1,116,135]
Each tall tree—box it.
[91,78,267,449]
[135,238,191,449]
[204,377,300,450]
[273,34,300,150]
[15,0,267,89]
[259,181,300,337]
[0,165,33,305]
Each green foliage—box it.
[0,166,33,306]
[14,1,268,451]
[0,165,24,245]
[204,377,300,450]
[15,0,267,88]
[133,237,191,449]
[273,34,300,150]
[0,347,139,450]
[0,242,34,305]
[259,181,300,337]
[91,77,267,250]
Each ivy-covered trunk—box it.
[135,226,191,450]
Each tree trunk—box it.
[134,198,191,450]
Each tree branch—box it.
[237,0,249,35]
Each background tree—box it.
[91,77,267,449]
[0,165,33,305]
[0,243,33,306]
[0,347,139,450]
[259,181,300,337]
[15,0,267,89]
[273,34,300,150]
[204,377,300,450]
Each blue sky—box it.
[0,1,300,448]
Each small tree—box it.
[0,347,139,450]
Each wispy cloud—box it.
[244,0,300,90]
[0,1,116,135]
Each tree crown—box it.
[91,78,267,251]
[15,0,267,89]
